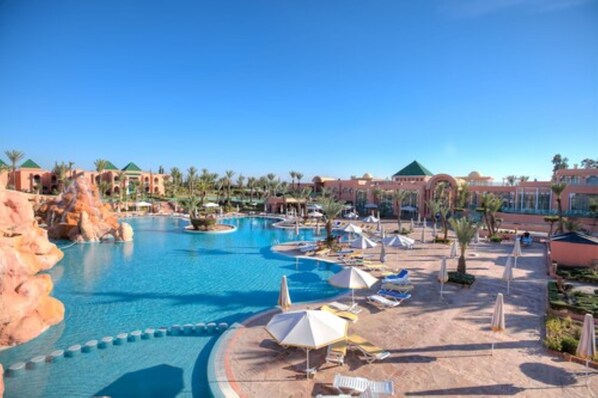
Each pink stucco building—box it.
[2,158,166,197]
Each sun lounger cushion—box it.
[377,290,412,302]
[366,294,400,308]
[320,305,359,323]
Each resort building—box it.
[311,160,598,233]
[1,158,167,197]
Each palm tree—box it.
[52,162,69,193]
[94,159,108,197]
[224,170,235,206]
[318,196,346,246]
[289,171,297,190]
[5,149,24,189]
[295,172,304,190]
[247,177,256,202]
[427,198,450,241]
[187,167,197,196]
[477,193,502,237]
[116,171,127,210]
[543,216,559,237]
[393,189,409,231]
[551,182,567,234]
[449,217,476,274]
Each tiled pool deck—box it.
[210,224,596,397]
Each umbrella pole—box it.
[440,280,444,298]
[586,359,589,386]
[491,342,494,356]
[514,257,518,269]
[352,289,355,306]
[507,279,510,295]
[306,348,310,379]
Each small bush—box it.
[561,336,578,355]
[490,235,502,243]
[434,238,450,244]
[448,272,475,286]
[556,266,598,284]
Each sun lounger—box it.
[347,335,391,364]
[381,269,409,284]
[316,386,378,398]
[320,305,359,323]
[362,262,389,271]
[333,374,394,395]
[328,301,362,314]
[380,282,413,293]
[326,340,347,365]
[366,294,401,309]
[377,290,412,303]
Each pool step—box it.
[4,319,230,376]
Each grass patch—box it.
[448,271,475,286]
[556,266,598,284]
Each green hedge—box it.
[556,266,598,284]
[448,272,475,286]
[190,217,217,230]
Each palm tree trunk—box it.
[557,199,564,234]
[457,246,467,273]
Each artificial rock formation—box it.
[0,188,65,347]
[37,177,133,242]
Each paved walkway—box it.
[221,223,596,397]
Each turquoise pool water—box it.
[0,217,343,397]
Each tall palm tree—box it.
[295,172,304,190]
[117,171,127,209]
[187,167,197,196]
[449,217,476,274]
[94,159,108,197]
[247,177,256,202]
[551,182,567,234]
[318,196,346,246]
[5,149,24,189]
[393,189,409,231]
[236,174,245,202]
[289,171,297,190]
[224,170,235,206]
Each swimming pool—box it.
[0,217,343,397]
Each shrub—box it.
[434,238,450,244]
[561,336,578,355]
[489,235,502,243]
[190,217,217,230]
[556,266,598,284]
[448,271,475,286]
[544,316,564,351]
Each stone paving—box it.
[221,222,596,397]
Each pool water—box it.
[0,217,343,397]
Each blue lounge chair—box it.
[381,269,409,284]
[377,290,411,303]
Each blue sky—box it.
[0,0,596,182]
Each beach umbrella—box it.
[277,275,292,311]
[343,223,363,235]
[380,242,386,263]
[383,234,415,248]
[315,222,321,236]
[308,211,323,218]
[301,208,304,218]
[576,313,596,385]
[236,204,240,212]
[328,266,378,305]
[295,221,300,236]
[219,207,223,216]
[432,223,437,238]
[490,293,506,355]
[420,226,425,243]
[511,240,522,268]
[410,219,415,231]
[266,310,348,377]
[377,219,382,232]
[474,229,480,244]
[204,202,219,208]
[350,235,377,249]
[439,256,449,298]
[362,215,378,223]
[417,213,421,224]
[423,219,427,228]
[449,241,457,258]
[502,257,514,294]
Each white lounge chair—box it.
[366,294,401,309]
[333,374,394,395]
[347,335,391,364]
[328,301,362,314]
